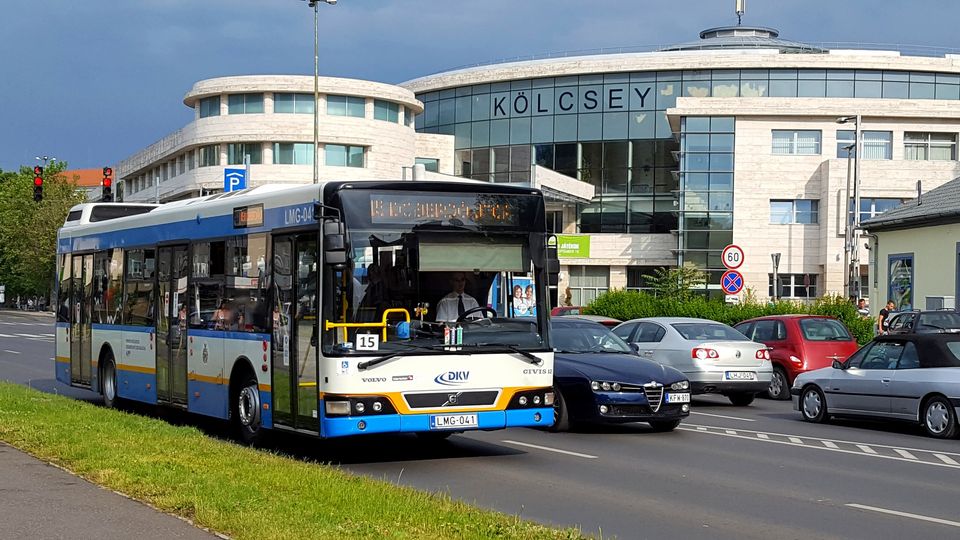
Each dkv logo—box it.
[434,370,470,386]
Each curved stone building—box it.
[403,26,960,302]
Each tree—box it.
[0,162,86,303]
[642,264,707,301]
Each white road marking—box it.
[690,411,755,422]
[894,449,917,460]
[789,437,804,444]
[846,504,960,528]
[725,430,737,435]
[822,441,838,449]
[757,433,769,439]
[500,440,598,459]
[678,424,960,469]
[16,333,53,338]
[935,454,959,466]
[3,350,21,355]
[696,426,708,431]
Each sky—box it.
[3,0,960,173]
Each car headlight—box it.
[592,381,623,392]
[591,381,600,391]
[671,381,689,391]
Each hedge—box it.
[584,291,875,344]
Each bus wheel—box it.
[234,375,263,445]
[102,356,119,409]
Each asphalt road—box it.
[4,309,960,539]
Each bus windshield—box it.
[322,189,549,356]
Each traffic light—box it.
[102,166,113,202]
[33,166,43,202]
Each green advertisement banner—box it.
[557,234,590,258]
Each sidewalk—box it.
[0,443,221,539]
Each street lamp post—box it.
[35,155,57,168]
[841,142,855,299]
[837,115,862,300]
[303,0,337,185]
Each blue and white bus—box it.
[55,181,557,442]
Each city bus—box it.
[55,181,557,442]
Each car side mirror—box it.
[629,342,641,355]
[832,360,845,370]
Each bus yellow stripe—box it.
[118,365,156,375]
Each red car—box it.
[733,315,859,400]
[551,306,583,316]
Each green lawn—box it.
[0,382,585,540]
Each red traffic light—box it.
[102,167,113,177]
[103,177,112,188]
[34,165,44,176]
[34,176,43,186]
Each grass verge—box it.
[0,382,584,540]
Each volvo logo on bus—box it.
[434,370,470,386]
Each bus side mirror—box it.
[546,245,560,287]
[324,220,347,266]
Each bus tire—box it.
[101,355,119,409]
[233,373,263,445]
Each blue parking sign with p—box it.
[224,169,246,192]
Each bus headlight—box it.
[544,392,555,406]
[354,402,365,414]
[372,401,383,412]
[519,396,528,406]
[325,400,350,416]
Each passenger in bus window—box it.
[213,301,234,330]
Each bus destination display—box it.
[369,194,518,226]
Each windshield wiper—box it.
[471,343,543,365]
[357,343,445,371]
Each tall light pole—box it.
[303,0,337,184]
[35,155,57,168]
[841,142,855,299]
[837,115,862,299]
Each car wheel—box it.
[727,393,755,406]
[548,388,570,433]
[648,419,681,432]
[922,396,959,439]
[800,385,829,423]
[767,367,790,401]
[101,356,119,409]
[234,374,263,445]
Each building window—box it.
[413,157,439,173]
[273,143,314,165]
[862,130,892,160]
[327,95,365,117]
[904,132,957,160]
[626,266,665,293]
[199,96,220,118]
[770,199,819,224]
[849,197,908,224]
[772,130,821,155]
[274,93,315,114]
[227,93,264,114]
[888,254,914,310]
[568,265,609,305]
[374,100,400,122]
[769,274,818,299]
[227,143,263,165]
[405,107,415,127]
[837,130,856,158]
[546,210,563,234]
[325,144,365,168]
[199,144,220,167]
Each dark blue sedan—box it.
[550,318,691,432]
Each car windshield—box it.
[918,312,960,332]
[671,322,748,341]
[799,319,852,341]
[552,324,632,354]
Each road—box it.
[3,309,960,539]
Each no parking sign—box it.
[721,270,744,295]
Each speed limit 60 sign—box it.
[722,244,744,270]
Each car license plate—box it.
[666,392,690,403]
[429,413,478,430]
[724,371,757,381]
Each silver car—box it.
[613,317,773,406]
[792,333,960,439]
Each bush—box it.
[585,290,875,344]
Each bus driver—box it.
[436,272,479,322]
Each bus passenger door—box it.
[270,233,319,431]
[70,253,93,385]
[156,245,189,405]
